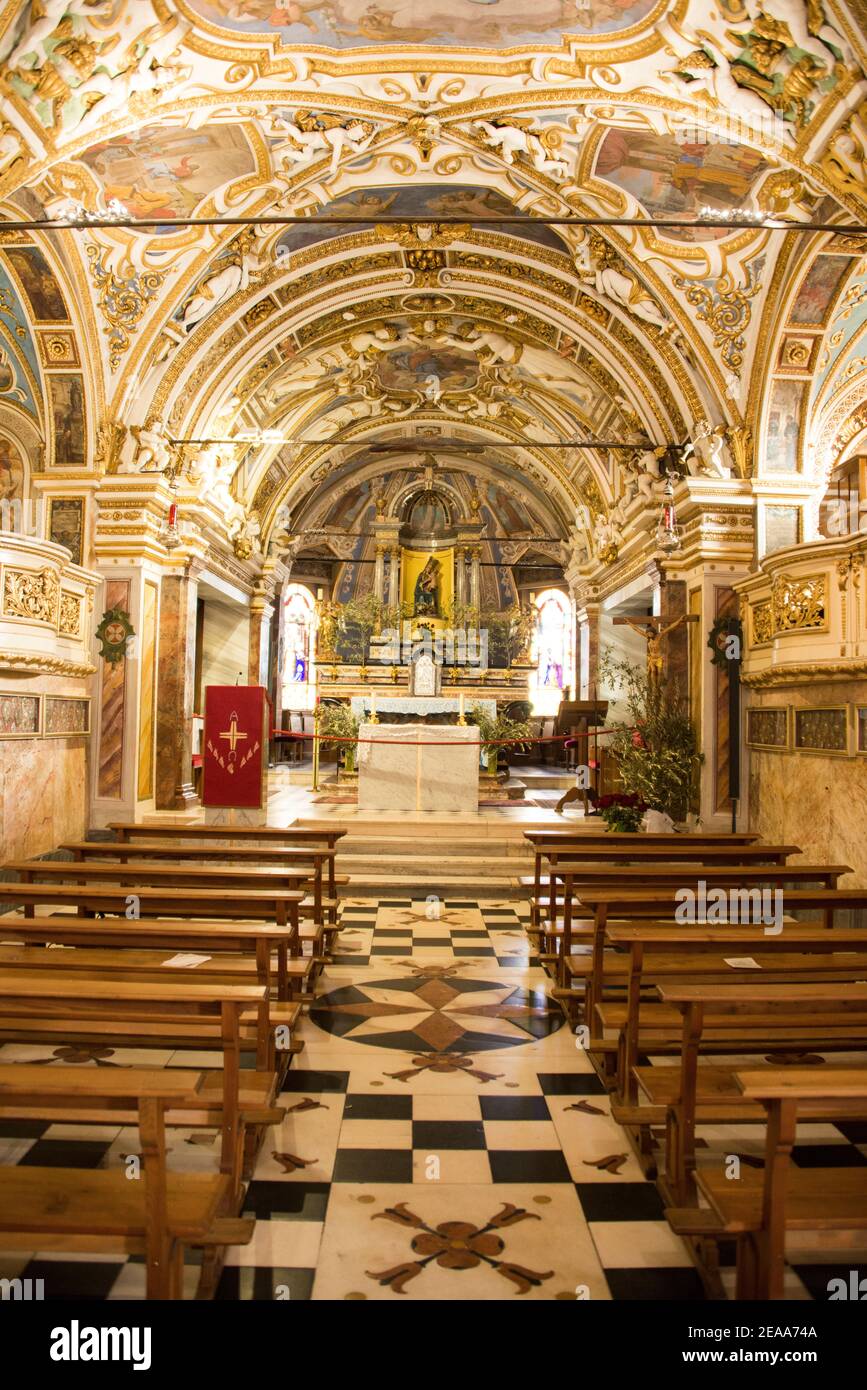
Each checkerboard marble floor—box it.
[3,898,867,1301]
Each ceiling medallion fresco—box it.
[184,0,660,47]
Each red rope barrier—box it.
[268,726,629,747]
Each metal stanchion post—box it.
[312,705,321,792]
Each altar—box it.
[350,695,496,722]
[356,720,482,812]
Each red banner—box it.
[202,685,268,808]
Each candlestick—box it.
[369,689,378,724]
[457,691,466,726]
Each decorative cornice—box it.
[743,660,867,687]
[0,652,96,677]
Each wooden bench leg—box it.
[754,1099,797,1300]
[168,1241,186,1300]
[140,1097,172,1299]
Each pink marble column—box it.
[247,588,273,687]
[577,603,601,699]
[155,565,200,810]
[97,578,130,799]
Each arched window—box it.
[282,584,316,708]
[530,589,574,716]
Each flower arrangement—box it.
[587,790,647,833]
[598,651,702,821]
[467,703,533,773]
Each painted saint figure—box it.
[413,556,442,618]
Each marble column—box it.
[455,545,466,604]
[388,546,400,608]
[248,583,275,688]
[373,544,386,602]
[469,546,481,611]
[155,563,200,810]
[576,603,601,699]
[96,577,131,799]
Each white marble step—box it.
[343,872,522,896]
[342,850,529,869]
[339,837,532,860]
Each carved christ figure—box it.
[614,615,698,686]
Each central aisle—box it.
[225,896,706,1301]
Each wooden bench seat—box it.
[689,1068,867,1298]
[698,1165,867,1232]
[109,822,346,845]
[0,1066,255,1298]
[0,1063,283,1131]
[107,822,347,918]
[58,843,349,924]
[0,973,269,1192]
[523,830,766,928]
[651,983,867,1205]
[0,883,303,933]
[0,916,308,1002]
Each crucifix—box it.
[613,614,699,686]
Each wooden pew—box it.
[525,843,802,952]
[0,881,302,932]
[523,829,763,928]
[0,915,311,1002]
[689,1068,867,1299]
[60,840,344,925]
[0,1065,255,1299]
[655,982,867,1205]
[552,868,853,991]
[6,858,314,919]
[107,821,347,902]
[605,922,867,1104]
[591,921,867,1181]
[0,974,267,1198]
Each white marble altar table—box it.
[350,696,496,720]
[356,721,481,812]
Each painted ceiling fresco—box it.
[81,125,256,223]
[275,185,567,256]
[592,129,773,244]
[186,0,659,47]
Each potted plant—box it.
[468,703,533,776]
[335,594,385,666]
[319,703,360,777]
[598,651,702,823]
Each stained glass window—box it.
[283,583,315,708]
[531,589,574,716]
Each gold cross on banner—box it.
[219,712,248,755]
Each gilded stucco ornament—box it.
[178,228,271,334]
[673,264,763,374]
[1,8,192,138]
[86,244,167,373]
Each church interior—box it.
[1,0,867,1319]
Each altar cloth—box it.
[350,695,496,720]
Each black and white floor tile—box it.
[1,898,866,1300]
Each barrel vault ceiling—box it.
[1,0,865,565]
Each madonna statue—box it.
[413,556,441,618]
